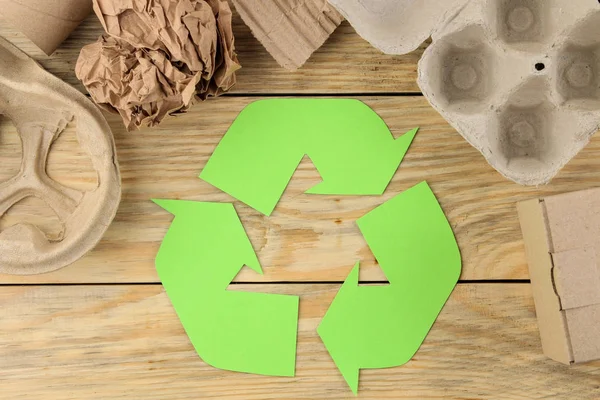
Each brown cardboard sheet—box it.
[518,188,600,364]
[564,305,600,363]
[545,189,600,252]
[231,0,343,70]
[517,199,572,365]
[553,247,600,310]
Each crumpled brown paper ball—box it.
[76,0,241,131]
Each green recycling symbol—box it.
[154,99,461,394]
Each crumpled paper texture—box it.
[76,0,240,131]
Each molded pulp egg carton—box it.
[0,38,121,275]
[419,0,600,185]
[330,0,600,185]
[327,0,472,55]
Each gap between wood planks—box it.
[82,93,425,100]
[221,92,425,97]
[0,280,530,287]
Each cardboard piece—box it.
[327,0,470,55]
[0,0,93,55]
[518,187,600,364]
[154,200,299,376]
[418,0,600,185]
[318,181,462,394]
[231,0,343,70]
[0,37,121,275]
[76,0,241,131]
[200,99,417,216]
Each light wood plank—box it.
[0,10,423,95]
[2,96,600,283]
[1,283,599,399]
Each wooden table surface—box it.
[2,8,600,399]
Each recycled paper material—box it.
[232,0,343,69]
[318,181,461,394]
[417,0,600,185]
[518,187,600,364]
[0,37,121,275]
[77,35,200,131]
[200,99,417,216]
[154,200,299,376]
[327,0,469,55]
[76,0,241,131]
[0,0,93,55]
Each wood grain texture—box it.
[1,283,599,399]
[2,96,600,283]
[0,10,423,95]
[2,5,600,400]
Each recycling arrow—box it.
[318,181,461,394]
[153,99,460,393]
[200,99,417,216]
[153,199,299,376]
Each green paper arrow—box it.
[153,200,299,376]
[200,99,418,216]
[317,181,461,394]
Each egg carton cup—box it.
[419,0,600,185]
[330,0,600,185]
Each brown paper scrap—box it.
[0,0,93,55]
[231,0,343,70]
[76,0,241,131]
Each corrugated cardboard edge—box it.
[517,199,574,364]
[231,0,343,70]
